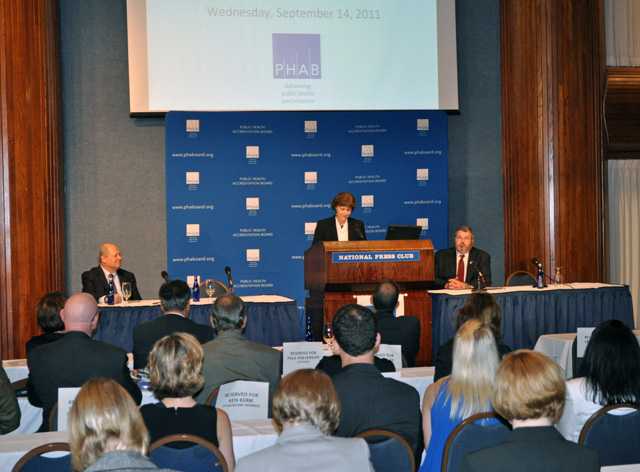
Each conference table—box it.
[430,283,634,359]
[535,330,640,379]
[94,295,304,352]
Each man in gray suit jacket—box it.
[196,294,282,406]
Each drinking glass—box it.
[121,282,132,304]
[205,280,215,299]
[322,323,334,345]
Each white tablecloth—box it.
[0,419,278,471]
[429,282,624,296]
[535,331,640,379]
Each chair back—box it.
[505,270,536,286]
[578,403,640,466]
[149,434,228,472]
[357,429,415,472]
[12,442,71,472]
[202,279,229,298]
[441,412,511,472]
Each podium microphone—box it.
[224,266,234,292]
[161,270,170,283]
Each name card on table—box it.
[58,387,81,431]
[577,327,596,358]
[216,381,269,421]
[282,342,327,376]
[376,344,403,370]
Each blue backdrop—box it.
[165,111,448,313]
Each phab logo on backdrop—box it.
[361,144,374,158]
[417,118,430,133]
[417,218,429,231]
[361,195,374,213]
[304,171,317,189]
[246,248,261,267]
[186,223,200,242]
[417,168,429,187]
[246,145,260,161]
[246,197,260,215]
[304,120,318,134]
[273,33,321,79]
[304,222,317,237]
[185,171,200,189]
[186,119,200,133]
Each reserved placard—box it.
[216,380,269,421]
[576,327,596,358]
[58,387,81,432]
[282,342,327,376]
[376,344,403,370]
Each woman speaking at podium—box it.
[312,192,367,244]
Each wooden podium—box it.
[304,240,434,366]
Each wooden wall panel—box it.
[0,0,64,359]
[501,0,605,283]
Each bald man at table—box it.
[81,243,142,303]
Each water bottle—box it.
[536,266,545,289]
[192,275,200,302]
[106,275,115,305]
[554,267,562,285]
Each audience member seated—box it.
[25,291,66,354]
[196,294,282,405]
[69,378,177,472]
[132,279,214,369]
[461,350,599,472]
[0,366,20,434]
[373,280,421,367]
[236,369,373,472]
[557,319,640,442]
[81,242,142,303]
[434,292,511,381]
[140,332,234,467]
[27,293,141,432]
[330,304,422,456]
[420,319,499,472]
[316,353,395,377]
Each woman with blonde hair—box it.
[419,319,500,472]
[69,378,176,471]
[236,369,372,472]
[140,332,234,469]
[461,350,598,471]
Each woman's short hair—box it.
[331,192,356,210]
[148,332,204,399]
[455,292,502,339]
[448,319,499,419]
[272,369,340,435]
[69,378,149,471]
[35,291,66,333]
[580,319,640,405]
[493,349,565,423]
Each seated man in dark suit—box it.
[331,304,422,457]
[373,280,421,367]
[27,293,141,431]
[81,243,142,303]
[196,294,282,405]
[434,225,491,289]
[132,279,214,369]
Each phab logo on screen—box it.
[304,171,318,185]
[417,218,429,230]
[246,146,260,159]
[417,118,430,132]
[304,120,318,134]
[186,119,200,133]
[246,197,260,211]
[246,249,261,263]
[273,33,321,79]
[361,195,375,208]
[361,145,374,158]
[304,222,317,236]
[185,171,200,185]
[416,168,429,181]
[186,224,200,241]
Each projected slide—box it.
[127,0,458,112]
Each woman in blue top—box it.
[420,319,500,472]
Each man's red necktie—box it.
[456,255,465,282]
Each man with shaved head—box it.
[81,243,142,303]
[27,293,141,431]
